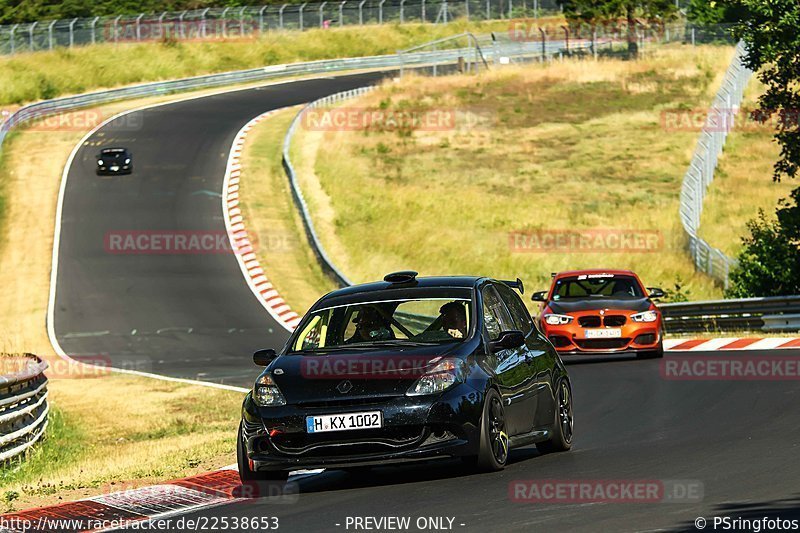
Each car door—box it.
[481,284,530,436]
[496,283,556,432]
[498,285,556,430]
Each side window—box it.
[496,284,534,333]
[481,285,515,341]
[294,313,328,351]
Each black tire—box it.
[475,389,509,472]
[636,342,664,359]
[536,379,573,454]
[237,422,289,483]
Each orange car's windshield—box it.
[553,275,644,300]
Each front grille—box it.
[271,425,427,456]
[578,316,602,328]
[603,315,627,327]
[296,397,396,409]
[574,338,630,350]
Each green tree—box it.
[686,0,748,25]
[562,0,677,57]
[721,0,800,296]
[727,189,800,297]
[725,0,800,181]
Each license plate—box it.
[306,411,383,433]
[585,328,622,339]
[110,166,119,171]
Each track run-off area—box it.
[18,70,800,532]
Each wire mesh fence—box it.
[679,41,752,288]
[0,0,572,55]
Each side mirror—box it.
[489,330,525,353]
[531,291,547,302]
[253,348,278,366]
[647,287,665,299]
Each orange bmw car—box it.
[532,269,665,358]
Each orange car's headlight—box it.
[544,314,573,325]
[631,310,658,323]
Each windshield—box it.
[101,151,126,159]
[552,274,644,300]
[289,298,472,353]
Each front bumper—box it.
[543,323,662,355]
[241,386,482,472]
[97,165,132,174]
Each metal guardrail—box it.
[0,0,567,56]
[661,295,800,334]
[679,41,753,288]
[0,354,49,462]
[0,44,574,160]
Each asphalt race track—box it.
[52,72,386,387]
[50,73,800,531]
[169,349,800,532]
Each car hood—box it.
[547,297,652,314]
[267,343,464,404]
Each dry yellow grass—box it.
[237,106,336,313]
[298,45,737,302]
[698,78,795,256]
[0,18,563,106]
[3,374,239,512]
[0,87,277,510]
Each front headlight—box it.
[407,358,467,396]
[544,313,573,325]
[124,158,131,164]
[97,160,104,165]
[631,310,658,323]
[253,373,286,406]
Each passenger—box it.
[346,306,395,343]
[440,302,467,339]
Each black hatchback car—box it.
[96,147,132,175]
[238,271,573,481]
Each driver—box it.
[440,301,467,339]
[346,306,395,343]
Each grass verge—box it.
[237,106,337,313]
[0,19,561,106]
[697,78,795,257]
[0,86,280,511]
[289,44,737,303]
[1,375,240,512]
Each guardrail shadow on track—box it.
[0,354,49,462]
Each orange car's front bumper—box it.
[541,310,662,355]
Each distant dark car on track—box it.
[532,269,665,358]
[96,147,132,175]
[238,271,573,481]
